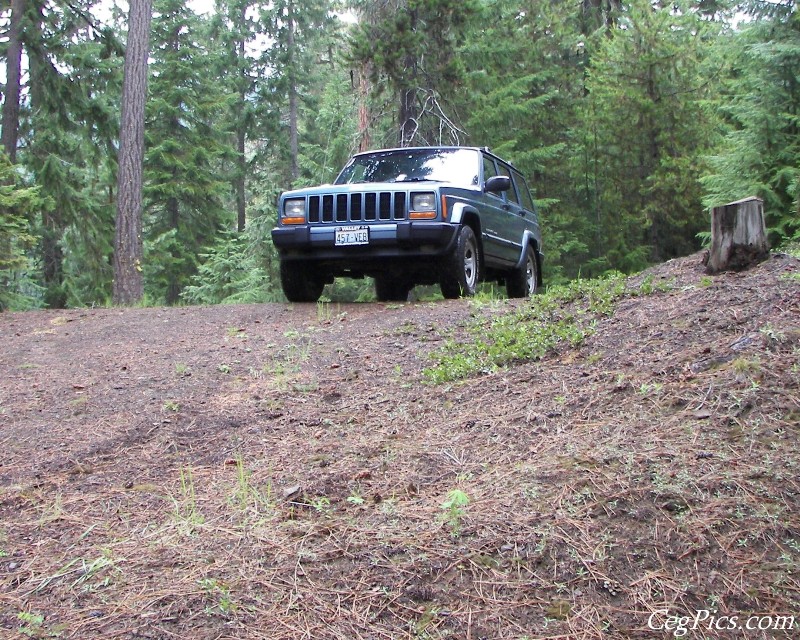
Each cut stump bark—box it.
[704,196,769,274]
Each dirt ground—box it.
[1,252,798,639]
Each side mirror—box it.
[484,175,511,193]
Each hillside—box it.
[1,252,798,639]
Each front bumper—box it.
[271,222,457,259]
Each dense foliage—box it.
[1,0,797,308]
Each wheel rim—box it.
[464,237,477,288]
[525,254,536,294]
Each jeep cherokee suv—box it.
[271,146,542,302]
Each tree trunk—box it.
[1,0,25,163]
[398,8,418,147]
[236,126,247,231]
[357,63,371,153]
[287,0,299,184]
[235,12,247,232]
[28,2,66,307]
[705,197,769,273]
[113,0,153,305]
[399,86,417,147]
[166,194,180,304]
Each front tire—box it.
[506,245,539,298]
[440,225,481,299]
[280,261,325,303]
[374,275,412,302]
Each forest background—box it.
[0,0,798,310]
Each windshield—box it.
[335,148,480,188]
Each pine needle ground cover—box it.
[0,252,798,639]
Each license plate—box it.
[335,225,369,246]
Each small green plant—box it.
[17,611,45,638]
[425,273,626,382]
[229,456,273,520]
[316,300,334,322]
[346,492,365,506]
[199,577,237,616]
[172,466,204,534]
[638,274,656,295]
[637,382,663,396]
[760,322,785,345]
[310,496,332,515]
[72,548,118,592]
[217,363,231,374]
[439,489,470,537]
[174,362,189,376]
[732,357,761,376]
[162,400,180,412]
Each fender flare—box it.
[448,202,480,227]
[513,231,543,284]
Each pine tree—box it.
[258,0,333,186]
[579,0,720,270]
[1,0,25,162]
[17,0,124,307]
[143,0,235,304]
[0,153,44,310]
[114,0,153,305]
[702,4,800,243]
[349,0,477,147]
[462,0,595,281]
[210,0,262,231]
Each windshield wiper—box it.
[393,177,439,183]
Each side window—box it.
[498,164,520,205]
[483,155,501,199]
[483,155,497,179]
[514,171,536,212]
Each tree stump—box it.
[705,196,769,273]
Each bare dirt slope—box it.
[1,252,798,639]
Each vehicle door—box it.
[477,154,517,265]
[493,162,528,262]
[511,169,540,247]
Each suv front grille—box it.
[308,192,407,224]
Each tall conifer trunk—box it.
[287,0,299,183]
[1,0,25,163]
[114,0,153,305]
[357,63,371,153]
[236,12,247,232]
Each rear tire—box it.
[374,276,412,302]
[280,261,325,303]
[440,225,481,299]
[506,245,539,298]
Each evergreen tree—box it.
[258,0,334,186]
[349,0,478,147]
[210,0,261,231]
[462,0,595,281]
[703,3,800,243]
[0,153,45,310]
[579,0,720,271]
[114,0,152,305]
[1,0,25,162]
[143,0,235,304]
[16,0,123,307]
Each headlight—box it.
[410,192,437,219]
[283,198,306,218]
[411,192,436,212]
